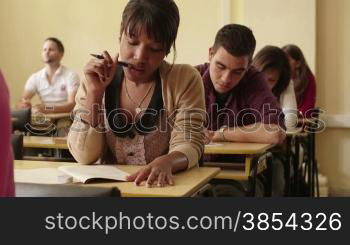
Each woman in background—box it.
[253,46,298,196]
[0,70,15,197]
[282,44,316,117]
[253,45,298,131]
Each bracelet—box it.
[79,115,99,128]
[219,126,228,141]
[80,117,90,125]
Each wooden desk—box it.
[204,142,275,196]
[23,136,68,149]
[32,112,71,121]
[31,112,72,127]
[205,142,274,155]
[286,127,304,136]
[204,142,274,180]
[15,160,220,197]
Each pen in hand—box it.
[90,53,132,68]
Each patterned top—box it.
[68,61,206,168]
[104,112,171,165]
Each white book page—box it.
[15,168,73,184]
[58,165,129,183]
[205,142,224,147]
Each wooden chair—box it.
[11,108,31,133]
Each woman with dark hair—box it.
[282,44,316,117]
[253,46,298,196]
[68,0,206,187]
[253,45,298,131]
[0,70,15,197]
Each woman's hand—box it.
[126,157,174,188]
[84,51,118,97]
[204,128,215,144]
[210,130,226,142]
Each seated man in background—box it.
[196,24,286,196]
[17,37,79,114]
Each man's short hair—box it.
[45,37,64,53]
[212,24,256,59]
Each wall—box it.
[0,0,126,105]
[0,0,223,106]
[1,0,350,196]
[243,0,316,72]
[231,0,245,24]
[316,0,350,196]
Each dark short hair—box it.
[45,37,64,53]
[120,0,180,55]
[212,24,256,59]
[252,45,291,99]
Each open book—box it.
[59,165,129,183]
[15,165,130,184]
[205,142,224,147]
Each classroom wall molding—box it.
[322,114,350,128]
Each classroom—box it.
[1,0,349,198]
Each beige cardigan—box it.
[67,61,206,168]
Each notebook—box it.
[15,168,73,184]
[15,165,129,184]
[58,165,129,183]
[205,142,224,147]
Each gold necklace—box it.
[124,78,154,114]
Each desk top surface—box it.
[298,117,317,125]
[23,136,68,149]
[286,127,304,135]
[204,142,274,155]
[32,112,71,121]
[15,160,220,197]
